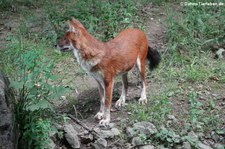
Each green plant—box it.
[45,0,140,42]
[155,128,180,147]
[164,3,225,65]
[127,94,172,126]
[0,0,13,10]
[188,92,204,127]
[9,44,69,148]
[22,118,53,149]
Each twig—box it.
[107,139,120,147]
[73,105,78,118]
[68,114,101,139]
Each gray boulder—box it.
[198,142,212,149]
[139,144,155,149]
[133,121,158,136]
[0,71,18,149]
[92,138,107,149]
[64,124,80,148]
[93,127,120,139]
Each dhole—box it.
[57,18,160,126]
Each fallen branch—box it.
[68,114,101,139]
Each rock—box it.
[139,144,155,149]
[92,138,107,149]
[80,133,94,144]
[64,124,80,148]
[157,146,168,149]
[131,137,143,146]
[198,142,212,149]
[124,143,132,148]
[126,127,134,137]
[211,131,220,142]
[214,143,224,149]
[93,127,120,139]
[188,131,198,142]
[0,71,18,149]
[46,139,56,149]
[167,115,178,122]
[133,121,158,136]
[215,48,225,59]
[182,142,191,149]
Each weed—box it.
[127,94,172,126]
[5,36,70,148]
[0,0,13,11]
[45,0,141,42]
[155,128,181,147]
[164,3,225,65]
[188,92,203,126]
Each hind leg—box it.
[115,73,128,108]
[136,57,147,104]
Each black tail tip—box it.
[147,47,161,70]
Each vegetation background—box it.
[0,0,224,148]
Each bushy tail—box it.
[147,46,161,70]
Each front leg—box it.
[99,77,114,126]
[94,80,105,120]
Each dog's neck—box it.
[70,29,105,72]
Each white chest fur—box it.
[72,46,103,82]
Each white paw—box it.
[115,99,125,108]
[99,118,110,127]
[138,98,147,105]
[94,112,104,120]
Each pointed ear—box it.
[68,20,76,32]
[71,18,85,29]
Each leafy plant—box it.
[164,3,225,65]
[45,0,140,42]
[188,92,204,127]
[9,45,69,148]
[155,128,180,147]
[127,94,172,126]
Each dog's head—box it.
[57,18,85,52]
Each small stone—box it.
[182,142,191,149]
[46,139,56,149]
[198,142,212,149]
[126,127,134,137]
[197,132,204,138]
[108,123,115,128]
[92,138,107,149]
[131,137,143,146]
[80,133,94,144]
[139,144,155,149]
[124,143,132,148]
[133,121,158,136]
[94,127,120,139]
[167,115,177,121]
[157,145,169,149]
[188,131,198,142]
[214,143,224,149]
[64,124,80,148]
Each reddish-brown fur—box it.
[57,18,159,125]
